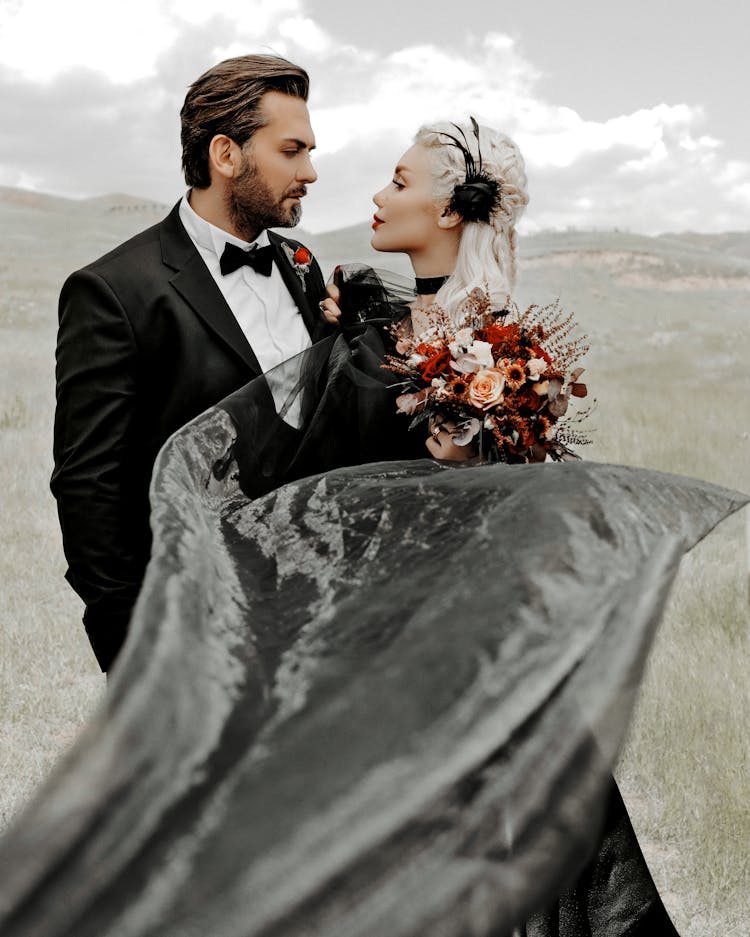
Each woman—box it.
[0,124,745,937]
[321,119,534,462]
[322,120,682,934]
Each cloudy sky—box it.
[1,0,748,234]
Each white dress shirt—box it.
[178,194,312,373]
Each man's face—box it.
[227,91,317,240]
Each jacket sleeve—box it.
[51,267,143,669]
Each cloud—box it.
[0,69,173,200]
[0,1,307,201]
[521,108,750,234]
[277,16,333,55]
[1,4,749,234]
[305,33,538,156]
[0,0,301,81]
[295,33,750,235]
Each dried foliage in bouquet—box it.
[384,288,592,462]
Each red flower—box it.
[418,349,452,381]
[514,387,543,413]
[477,322,523,359]
[531,344,552,365]
[293,246,311,265]
[478,323,521,345]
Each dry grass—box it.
[0,293,104,830]
[573,275,750,934]
[1,202,749,933]
[618,536,750,934]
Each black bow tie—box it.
[220,242,275,277]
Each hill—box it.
[303,220,750,290]
[2,185,749,287]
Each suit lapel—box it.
[268,232,321,339]
[160,204,262,375]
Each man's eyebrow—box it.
[282,137,316,151]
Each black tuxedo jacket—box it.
[51,201,330,671]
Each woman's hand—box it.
[425,419,478,461]
[319,281,342,325]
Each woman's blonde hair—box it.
[414,121,529,317]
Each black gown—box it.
[0,272,745,937]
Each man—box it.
[51,54,328,672]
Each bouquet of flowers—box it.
[384,288,591,462]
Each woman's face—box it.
[371,144,445,253]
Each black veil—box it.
[0,268,746,937]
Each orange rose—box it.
[468,368,505,410]
[293,246,311,265]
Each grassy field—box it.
[1,191,749,934]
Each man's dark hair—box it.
[180,54,309,189]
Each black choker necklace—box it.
[415,274,449,295]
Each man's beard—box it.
[226,155,304,241]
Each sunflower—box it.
[504,360,527,392]
[448,377,469,398]
[535,414,552,437]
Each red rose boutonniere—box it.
[282,242,312,284]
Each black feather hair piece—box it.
[436,116,502,224]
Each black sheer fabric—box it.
[0,270,745,937]
[523,781,680,936]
